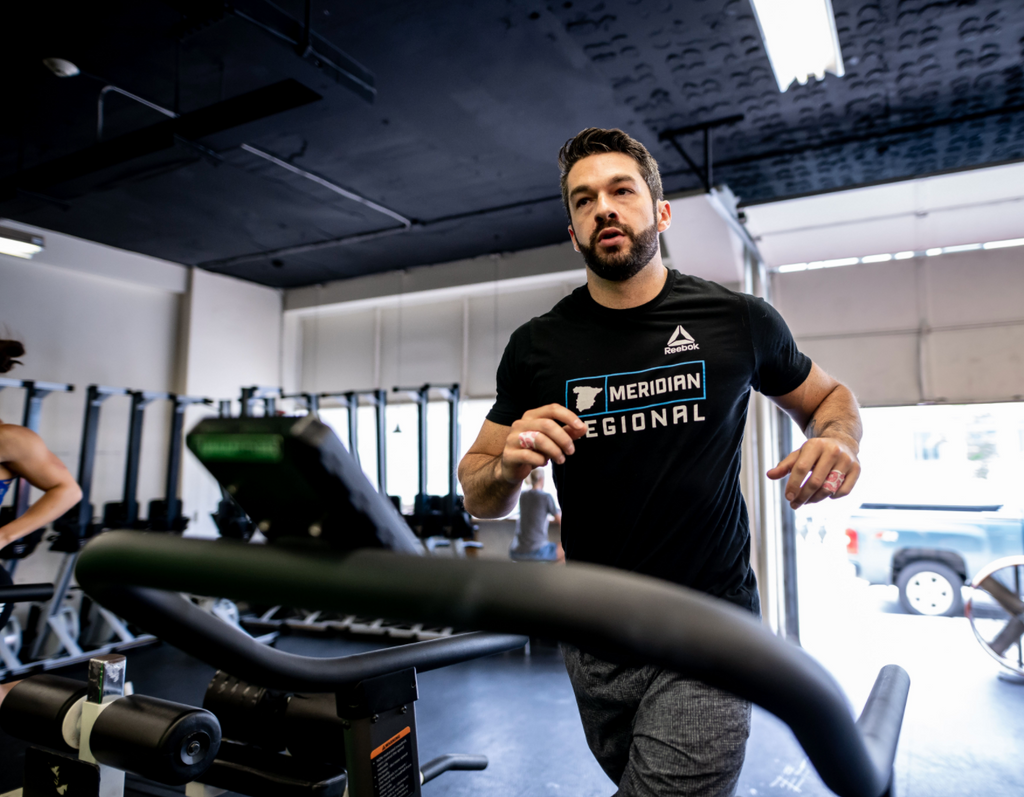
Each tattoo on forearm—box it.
[803,386,862,444]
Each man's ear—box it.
[657,199,672,234]
[568,224,580,253]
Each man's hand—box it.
[767,436,860,509]
[500,405,588,484]
[459,406,587,518]
[767,362,863,510]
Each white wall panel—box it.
[180,268,282,536]
[927,326,1024,404]
[773,246,1024,407]
[773,259,919,338]
[300,310,377,393]
[381,299,464,389]
[796,335,921,407]
[925,249,1024,328]
[467,284,568,398]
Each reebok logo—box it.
[665,325,699,354]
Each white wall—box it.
[772,246,1024,406]
[285,244,585,399]
[0,231,186,530]
[179,268,283,536]
[0,221,284,546]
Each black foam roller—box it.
[90,695,222,785]
[0,675,87,751]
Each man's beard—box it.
[577,220,660,282]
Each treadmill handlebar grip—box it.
[76,532,907,797]
[0,583,55,603]
[855,664,911,784]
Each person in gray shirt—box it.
[510,469,564,562]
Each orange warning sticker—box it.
[370,726,411,760]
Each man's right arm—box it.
[458,406,586,518]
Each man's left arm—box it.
[766,362,862,510]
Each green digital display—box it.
[190,433,283,463]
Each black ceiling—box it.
[3,0,1023,288]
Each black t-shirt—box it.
[486,269,811,614]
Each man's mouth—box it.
[597,228,626,248]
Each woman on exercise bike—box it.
[0,339,82,706]
[0,339,81,549]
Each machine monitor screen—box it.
[187,415,423,555]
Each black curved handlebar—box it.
[76,531,908,797]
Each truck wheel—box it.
[896,561,964,617]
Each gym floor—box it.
[2,526,1023,796]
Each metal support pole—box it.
[240,386,256,418]
[34,385,126,658]
[164,398,186,528]
[416,386,429,500]
[75,387,121,536]
[704,128,713,191]
[345,392,360,463]
[375,389,388,495]
[447,384,460,513]
[122,392,149,527]
[161,395,209,530]
[778,408,800,645]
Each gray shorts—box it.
[562,644,751,797]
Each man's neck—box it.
[586,258,669,309]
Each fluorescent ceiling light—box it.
[749,0,845,92]
[0,225,44,259]
[984,238,1024,250]
[822,257,858,268]
[778,263,808,273]
[894,251,916,260]
[925,248,943,257]
[942,243,981,253]
[861,254,893,263]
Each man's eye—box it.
[576,198,590,208]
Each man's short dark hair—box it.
[558,128,664,220]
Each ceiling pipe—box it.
[98,85,178,141]
[240,144,411,228]
[198,191,563,269]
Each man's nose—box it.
[594,194,618,220]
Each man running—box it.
[458,128,861,797]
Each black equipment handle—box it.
[0,582,55,603]
[420,753,487,784]
[76,531,909,797]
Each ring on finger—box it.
[823,470,845,494]
[518,431,540,450]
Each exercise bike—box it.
[2,415,910,797]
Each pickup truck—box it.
[844,503,1024,616]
